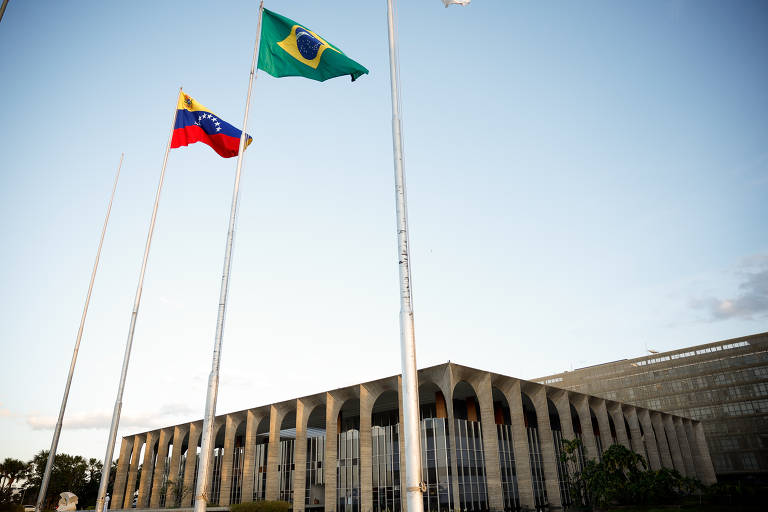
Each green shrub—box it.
[230,501,291,512]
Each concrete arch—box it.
[265,401,297,502]
[607,414,618,445]
[181,422,202,507]
[492,386,520,512]
[323,388,358,512]
[242,409,270,504]
[137,433,159,509]
[335,395,361,512]
[165,426,190,508]
[452,380,480,421]
[218,413,247,506]
[520,389,549,509]
[149,428,173,508]
[369,389,401,512]
[298,398,327,512]
[452,380,489,512]
[547,397,572,507]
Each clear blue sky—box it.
[1,0,766,462]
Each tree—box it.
[0,458,29,503]
[23,451,107,510]
[559,441,701,509]
[159,480,193,508]
[559,438,589,507]
[580,444,648,507]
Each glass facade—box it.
[211,446,224,504]
[526,427,547,509]
[454,419,488,511]
[552,429,571,506]
[535,333,768,476]
[496,423,520,511]
[305,434,325,509]
[420,417,453,512]
[252,441,268,501]
[230,435,244,504]
[279,439,296,503]
[372,410,400,512]
[337,426,360,512]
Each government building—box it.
[535,332,768,481]
[110,362,716,512]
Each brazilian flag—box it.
[257,8,369,82]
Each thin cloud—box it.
[691,255,768,321]
[26,403,196,431]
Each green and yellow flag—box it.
[257,8,369,82]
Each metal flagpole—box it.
[385,1,424,512]
[34,153,124,512]
[0,0,10,24]
[94,89,181,512]
[193,3,263,512]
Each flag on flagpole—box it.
[443,0,471,6]
[257,8,368,82]
[171,92,253,158]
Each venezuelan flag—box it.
[171,92,252,158]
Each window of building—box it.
[741,453,759,470]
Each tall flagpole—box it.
[193,4,263,512]
[94,89,181,512]
[385,1,424,512]
[34,154,124,512]
[0,0,10,24]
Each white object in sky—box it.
[443,0,471,6]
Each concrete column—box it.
[293,400,309,512]
[638,410,661,470]
[623,408,647,463]
[573,396,599,461]
[149,428,172,508]
[472,374,503,511]
[690,421,716,485]
[507,380,534,510]
[359,386,374,512]
[608,404,630,450]
[445,388,461,511]
[324,394,338,512]
[124,435,145,509]
[662,415,686,476]
[552,391,575,441]
[241,410,263,502]
[218,414,241,505]
[593,399,613,454]
[112,437,133,509]
[265,406,283,501]
[674,417,696,479]
[181,422,202,507]
[165,425,188,508]
[650,413,673,469]
[137,430,159,508]
[530,386,561,509]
